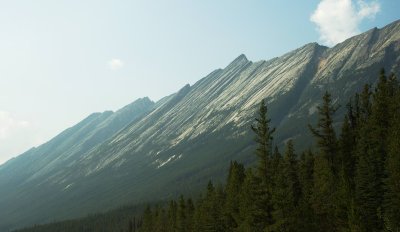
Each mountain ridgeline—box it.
[1,20,400,231]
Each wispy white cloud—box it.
[310,0,380,46]
[108,58,124,70]
[0,111,30,139]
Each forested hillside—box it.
[133,69,400,232]
[17,69,400,232]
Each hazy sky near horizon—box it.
[0,0,399,164]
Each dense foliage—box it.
[136,69,400,232]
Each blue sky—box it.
[0,0,399,164]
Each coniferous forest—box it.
[134,69,400,232]
[16,69,400,232]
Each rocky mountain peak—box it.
[225,54,250,70]
[117,97,155,113]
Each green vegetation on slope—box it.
[133,70,399,232]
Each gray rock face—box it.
[0,20,399,231]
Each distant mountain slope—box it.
[1,20,399,231]
[0,97,154,230]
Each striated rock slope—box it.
[0,97,155,230]
[0,20,399,231]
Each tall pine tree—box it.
[271,140,301,232]
[250,99,275,231]
[309,91,338,231]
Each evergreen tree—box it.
[308,91,338,231]
[358,84,372,125]
[283,141,301,206]
[347,96,358,131]
[238,168,259,232]
[271,140,301,231]
[251,99,275,181]
[195,181,225,232]
[298,150,314,205]
[271,146,282,172]
[372,68,390,141]
[311,154,336,231]
[383,74,400,231]
[250,99,275,230]
[214,185,226,232]
[354,129,383,231]
[202,181,216,231]
[298,150,315,232]
[334,165,352,231]
[308,91,338,171]
[270,146,283,194]
[354,70,391,231]
[335,115,356,231]
[339,115,356,182]
[224,161,245,231]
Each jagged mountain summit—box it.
[1,20,399,231]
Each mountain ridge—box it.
[1,19,399,231]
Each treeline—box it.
[136,69,400,232]
[14,204,147,232]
